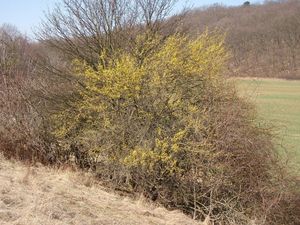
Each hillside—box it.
[0,155,200,225]
[180,0,300,79]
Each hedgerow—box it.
[50,32,299,224]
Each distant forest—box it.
[178,0,300,79]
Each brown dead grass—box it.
[0,154,201,225]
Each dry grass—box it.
[0,154,200,225]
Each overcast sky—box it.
[0,0,261,38]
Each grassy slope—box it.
[235,78,300,171]
[0,155,200,225]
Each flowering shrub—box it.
[51,32,298,224]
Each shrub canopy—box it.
[51,32,293,224]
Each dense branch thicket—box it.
[0,0,299,224]
[0,25,52,162]
[180,0,300,79]
[49,29,299,224]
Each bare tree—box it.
[37,0,178,69]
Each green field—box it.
[235,78,300,171]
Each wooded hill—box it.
[180,0,300,79]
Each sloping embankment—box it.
[0,155,200,225]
